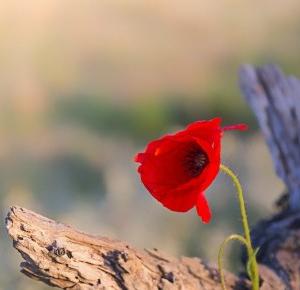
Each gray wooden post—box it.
[240,64,300,210]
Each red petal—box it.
[160,186,198,212]
[186,118,222,145]
[186,118,221,131]
[196,193,212,223]
[134,153,145,162]
[222,123,248,131]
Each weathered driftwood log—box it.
[5,64,300,289]
[6,206,282,290]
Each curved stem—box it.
[218,234,250,290]
[220,164,259,290]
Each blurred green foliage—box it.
[55,91,257,142]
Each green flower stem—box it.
[219,164,259,290]
[218,234,250,290]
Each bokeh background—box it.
[1,0,299,289]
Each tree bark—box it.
[5,64,300,289]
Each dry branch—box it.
[6,206,251,290]
[5,64,300,289]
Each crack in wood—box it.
[102,250,129,290]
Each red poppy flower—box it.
[135,118,247,223]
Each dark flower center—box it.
[183,144,208,177]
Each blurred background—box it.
[1,0,299,289]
